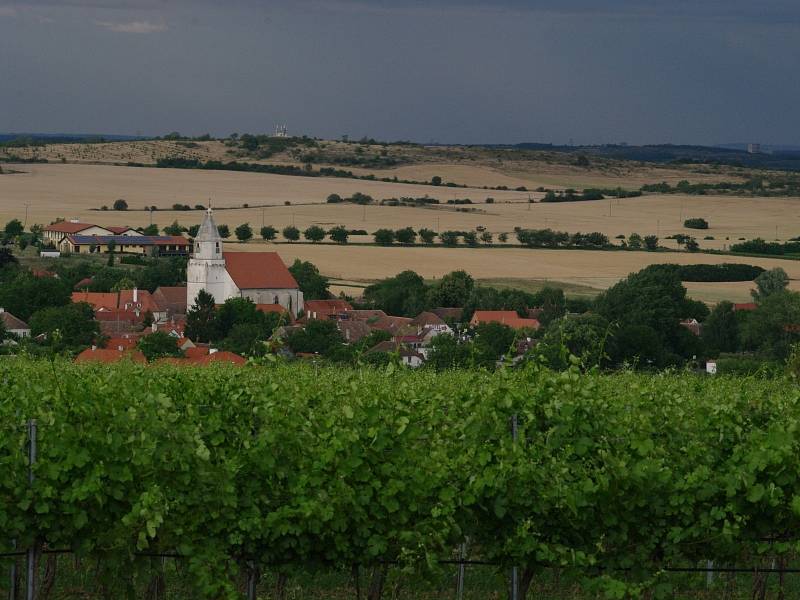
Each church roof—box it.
[223,252,299,290]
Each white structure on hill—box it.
[186,208,304,314]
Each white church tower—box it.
[187,207,232,308]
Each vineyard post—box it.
[706,560,713,587]
[25,420,37,600]
[245,564,258,600]
[511,414,519,600]
[456,542,466,600]
[9,539,18,600]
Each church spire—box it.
[193,206,223,260]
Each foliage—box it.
[137,331,183,362]
[4,218,23,237]
[28,302,100,352]
[395,227,416,245]
[418,228,437,244]
[217,224,230,239]
[0,273,71,321]
[289,260,330,300]
[282,225,300,242]
[185,290,217,343]
[429,270,474,308]
[260,225,278,241]
[683,217,709,230]
[373,229,396,245]
[164,220,185,236]
[303,225,326,243]
[234,223,253,242]
[112,198,128,211]
[643,235,659,250]
[363,270,428,317]
[740,291,800,359]
[439,231,460,246]
[286,319,343,356]
[702,301,740,356]
[752,267,789,302]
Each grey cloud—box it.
[95,18,166,32]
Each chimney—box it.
[151,322,157,333]
[0,307,4,314]
[133,287,138,303]
[118,345,123,351]
[91,345,97,351]
[209,348,218,354]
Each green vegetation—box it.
[683,217,709,230]
[641,176,800,197]
[4,360,800,598]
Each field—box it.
[2,151,799,303]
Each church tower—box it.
[186,207,231,308]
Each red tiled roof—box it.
[106,226,135,234]
[411,311,446,327]
[104,336,141,350]
[118,290,158,314]
[152,287,188,314]
[185,346,210,359]
[223,252,298,290]
[256,303,290,315]
[74,277,94,290]
[74,347,146,364]
[432,307,464,321]
[470,310,540,330]
[734,302,758,311]
[44,222,102,234]
[337,320,372,343]
[305,299,353,319]
[193,351,246,365]
[94,309,143,323]
[72,291,119,310]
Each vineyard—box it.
[2,358,800,599]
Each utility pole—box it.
[23,203,31,228]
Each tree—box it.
[472,321,517,367]
[0,247,18,270]
[289,259,330,300]
[4,219,23,237]
[304,225,326,243]
[374,229,396,245]
[214,297,274,339]
[187,224,201,238]
[643,235,659,251]
[426,333,472,369]
[702,301,739,356]
[429,271,474,308]
[235,223,254,242]
[418,228,437,245]
[536,313,613,370]
[685,238,700,252]
[217,224,231,239]
[137,332,183,362]
[164,220,185,236]
[480,231,493,245]
[741,291,800,359]
[329,226,349,244]
[363,270,428,316]
[463,231,479,247]
[431,176,442,186]
[752,267,789,303]
[684,218,709,230]
[141,224,159,236]
[628,233,643,249]
[185,290,217,343]
[0,273,71,321]
[498,232,508,243]
[286,319,343,356]
[395,227,417,245]
[106,240,116,266]
[29,302,100,353]
[283,225,300,242]
[112,199,128,211]
[326,193,343,203]
[439,231,460,247]
[260,225,278,241]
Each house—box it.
[469,310,540,330]
[60,235,189,257]
[74,346,146,364]
[680,318,703,336]
[370,315,413,334]
[193,350,247,366]
[365,340,425,368]
[106,226,142,236]
[304,299,354,320]
[411,311,452,335]
[72,291,119,311]
[94,308,145,335]
[0,308,31,338]
[187,208,303,314]
[338,319,372,343]
[73,289,162,320]
[256,304,293,322]
[431,307,463,323]
[152,286,188,316]
[43,220,113,245]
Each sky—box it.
[0,0,798,146]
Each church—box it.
[187,208,304,315]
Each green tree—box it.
[217,224,231,238]
[289,259,330,300]
[426,333,471,369]
[498,232,508,243]
[643,235,659,251]
[4,219,23,237]
[235,223,254,242]
[702,301,739,356]
[463,231,479,247]
[106,240,116,266]
[286,319,343,356]
[185,289,217,343]
[329,226,349,244]
[480,231,493,245]
[112,198,128,211]
[214,297,275,339]
[282,225,300,242]
[260,225,278,241]
[304,225,326,243]
[536,313,612,370]
[0,247,18,270]
[164,220,185,236]
[472,321,517,367]
[0,273,71,321]
[439,231,460,246]
[141,224,159,236]
[752,267,789,303]
[363,270,428,317]
[326,193,343,203]
[137,332,183,362]
[418,228,437,244]
[395,227,417,245]
[741,291,800,359]
[628,233,643,249]
[429,270,474,308]
[187,224,201,238]
[374,229,396,245]
[431,175,442,186]
[29,302,100,353]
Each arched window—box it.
[215,242,220,253]
[273,295,279,304]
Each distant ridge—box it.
[0,132,146,143]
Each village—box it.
[1,208,549,368]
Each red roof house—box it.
[470,310,540,330]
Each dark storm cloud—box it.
[0,0,798,144]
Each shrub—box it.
[373,229,396,245]
[112,199,128,211]
[684,218,709,230]
[303,225,326,243]
[282,225,300,242]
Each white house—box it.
[186,208,304,314]
[0,308,31,338]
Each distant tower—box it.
[274,124,288,138]
[186,207,229,308]
[747,143,761,154]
